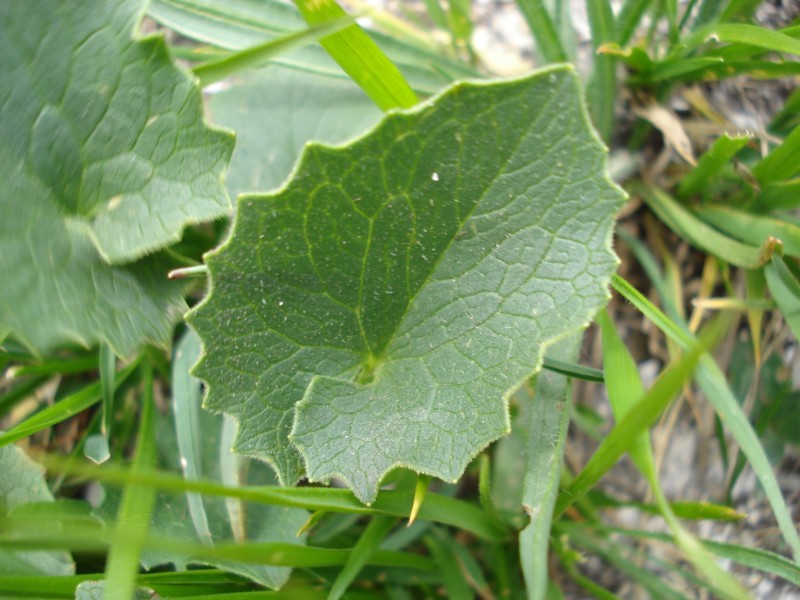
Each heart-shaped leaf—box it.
[0,0,233,356]
[189,66,624,503]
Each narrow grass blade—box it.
[0,527,434,572]
[744,268,767,364]
[643,57,724,83]
[477,454,504,527]
[557,524,690,599]
[0,362,138,448]
[293,0,417,110]
[220,415,245,540]
[99,344,116,438]
[599,309,749,598]
[612,274,800,562]
[695,205,800,257]
[425,531,473,599]
[719,0,763,21]
[772,87,800,132]
[765,255,800,340]
[554,535,625,600]
[678,133,751,197]
[607,527,800,585]
[520,335,579,600]
[447,0,474,49]
[615,227,683,321]
[542,356,604,382]
[690,0,729,31]
[757,180,800,210]
[514,0,568,63]
[597,307,660,490]
[616,0,654,46]
[36,455,508,542]
[423,0,449,30]
[7,356,98,378]
[85,344,116,464]
[328,515,396,600]
[554,327,710,518]
[435,529,492,598]
[636,183,777,268]
[684,23,800,57]
[103,364,158,600]
[589,492,744,520]
[192,17,354,87]
[585,0,617,142]
[753,123,800,185]
[0,574,97,597]
[172,330,213,545]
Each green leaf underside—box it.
[0,0,232,356]
[189,66,624,503]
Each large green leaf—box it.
[0,446,74,576]
[207,64,382,197]
[0,0,233,356]
[189,65,624,503]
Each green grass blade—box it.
[554,535,625,600]
[615,227,683,321]
[99,345,115,438]
[772,87,800,132]
[597,309,657,477]
[425,530,473,599]
[636,183,777,268]
[558,523,690,599]
[192,16,355,87]
[607,527,800,585]
[0,361,138,448]
[765,255,800,340]
[542,356,605,382]
[434,528,491,595]
[585,0,617,143]
[553,321,711,518]
[520,336,579,600]
[690,0,729,31]
[643,56,724,83]
[0,574,97,598]
[103,363,158,600]
[293,0,417,110]
[757,180,800,210]
[753,123,800,185]
[599,308,747,600]
[719,0,762,21]
[684,23,800,56]
[514,0,568,63]
[0,527,434,572]
[7,356,98,377]
[85,344,116,464]
[695,205,800,257]
[678,133,751,197]
[616,0,654,46]
[172,330,213,545]
[328,515,396,600]
[589,492,744,520]
[612,274,800,563]
[36,455,508,542]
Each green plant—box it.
[1,0,799,598]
